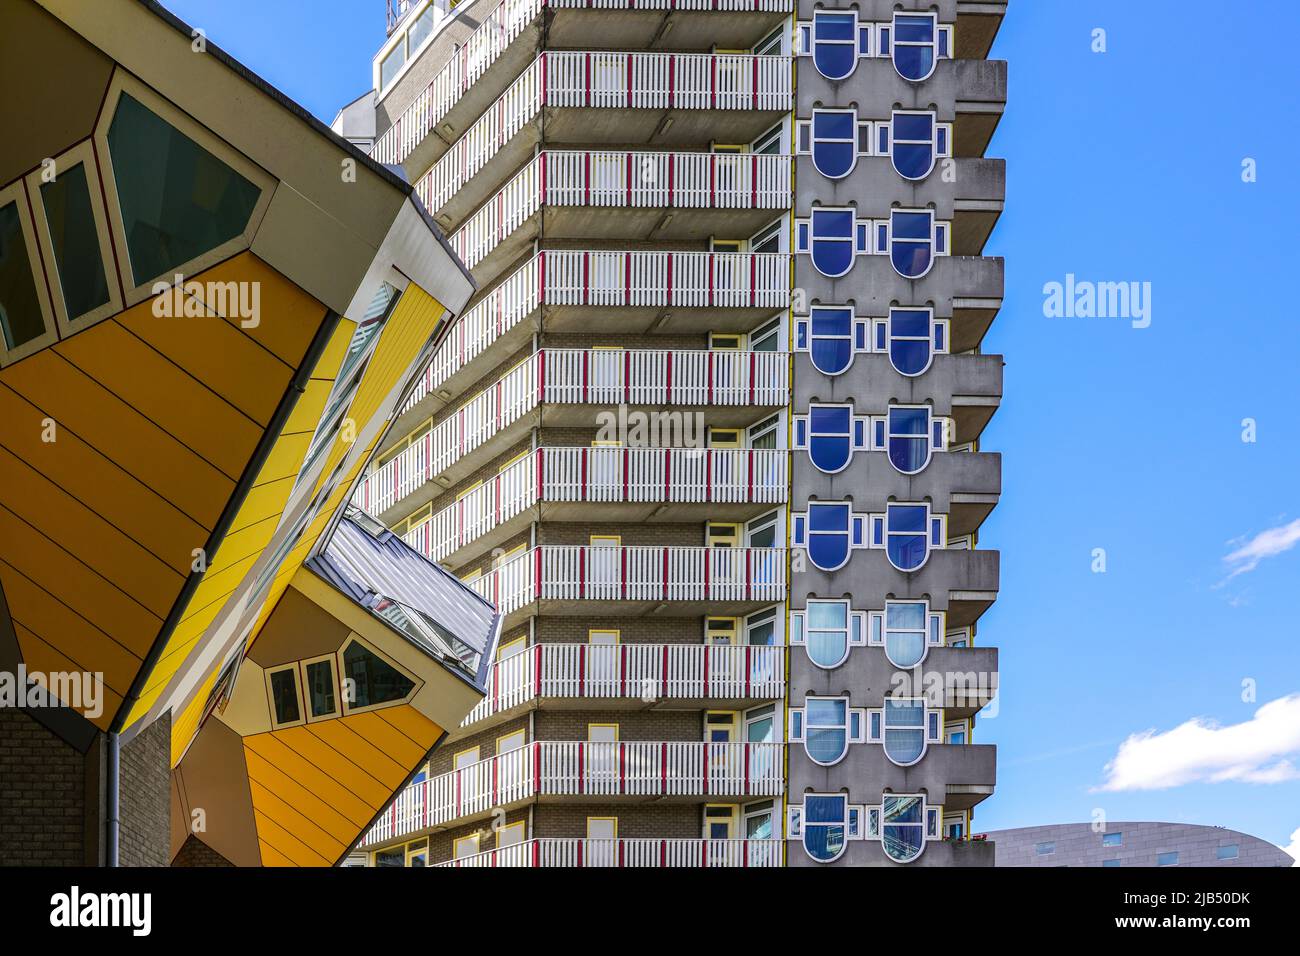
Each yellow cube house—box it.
[0,0,497,866]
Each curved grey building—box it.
[986,822,1294,868]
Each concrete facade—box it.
[785,0,1004,865]
[987,823,1295,868]
[350,0,1005,866]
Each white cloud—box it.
[1282,828,1300,867]
[1097,694,1300,791]
[1221,517,1300,581]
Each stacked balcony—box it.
[362,0,802,868]
[434,837,784,867]
[357,347,789,521]
[360,739,785,845]
[461,642,786,728]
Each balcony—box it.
[460,641,786,729]
[398,446,787,565]
[448,150,792,281]
[471,545,786,621]
[419,51,793,226]
[360,739,785,845]
[795,59,1007,159]
[359,348,789,517]
[797,550,999,630]
[391,250,788,437]
[790,646,999,721]
[435,837,783,867]
[789,744,997,815]
[794,353,1003,447]
[373,0,794,174]
[793,452,1000,539]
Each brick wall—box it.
[536,614,704,645]
[0,710,85,865]
[118,712,171,867]
[534,803,702,840]
[172,833,234,867]
[535,709,702,741]
[430,715,530,776]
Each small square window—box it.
[1157,851,1179,867]
[1101,831,1122,847]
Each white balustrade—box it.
[361,740,784,845]
[358,350,788,515]
[450,151,791,272]
[461,642,785,726]
[470,545,787,616]
[400,250,788,415]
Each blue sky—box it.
[161,0,1300,854]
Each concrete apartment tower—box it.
[346,0,1005,867]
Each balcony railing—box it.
[374,0,543,164]
[361,740,784,845]
[435,837,783,867]
[462,642,785,725]
[401,446,787,563]
[470,545,787,616]
[448,150,792,272]
[418,51,793,213]
[372,0,794,166]
[401,250,789,414]
[358,348,788,515]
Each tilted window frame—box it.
[93,71,276,308]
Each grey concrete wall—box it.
[789,0,1004,865]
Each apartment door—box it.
[587,723,619,792]
[454,745,481,805]
[707,522,740,548]
[704,804,737,842]
[745,705,777,787]
[708,427,742,449]
[586,817,618,867]
[588,534,620,597]
[587,628,620,696]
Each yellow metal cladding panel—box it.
[53,320,264,481]
[0,257,329,732]
[115,293,295,427]
[312,284,446,494]
[0,349,234,526]
[135,310,346,741]
[185,254,329,368]
[245,705,442,867]
[10,622,123,733]
[245,433,377,648]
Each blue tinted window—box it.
[1216,845,1239,860]
[1157,851,1179,867]
[893,211,931,240]
[806,601,849,668]
[815,111,854,139]
[885,601,927,668]
[816,13,855,40]
[894,113,933,141]
[803,795,847,862]
[1102,831,1122,847]
[883,699,926,765]
[888,407,931,473]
